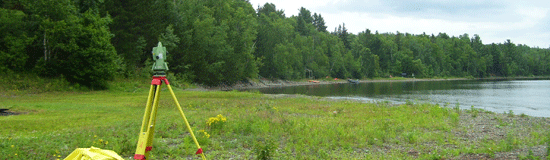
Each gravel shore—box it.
[453,110,549,159]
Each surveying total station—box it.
[134,42,206,160]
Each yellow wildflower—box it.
[199,130,210,138]
[105,141,109,145]
[11,145,14,148]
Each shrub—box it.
[254,137,276,160]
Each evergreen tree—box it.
[295,7,313,36]
[312,13,327,32]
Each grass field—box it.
[1,88,549,159]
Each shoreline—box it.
[187,76,550,91]
[189,78,470,91]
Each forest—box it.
[1,0,550,89]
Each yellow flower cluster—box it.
[92,135,109,145]
[206,114,227,127]
[199,129,210,138]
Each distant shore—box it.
[188,76,550,91]
[190,78,469,91]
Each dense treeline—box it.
[1,0,549,89]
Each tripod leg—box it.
[134,84,162,160]
[140,85,156,133]
[166,84,206,160]
[146,85,162,156]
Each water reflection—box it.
[249,80,550,117]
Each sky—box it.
[247,0,550,48]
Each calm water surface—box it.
[250,80,550,117]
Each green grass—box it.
[0,89,548,159]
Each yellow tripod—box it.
[134,76,206,160]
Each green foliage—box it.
[34,10,118,89]
[254,136,276,160]
[503,131,518,151]
[167,0,259,86]
[403,131,418,144]
[507,110,515,117]
[470,105,479,117]
[450,112,460,126]
[0,8,34,72]
[518,149,538,160]
[453,103,461,114]
[158,25,180,55]
[206,114,227,132]
[0,73,80,94]
[105,0,177,70]
[0,0,119,89]
[2,0,550,88]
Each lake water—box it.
[249,79,550,117]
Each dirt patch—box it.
[0,109,21,116]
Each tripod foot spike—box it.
[196,148,203,155]
[134,154,146,160]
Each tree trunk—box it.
[43,32,48,61]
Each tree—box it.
[105,0,177,72]
[312,13,327,32]
[335,23,351,50]
[254,3,295,79]
[32,6,118,89]
[256,2,285,18]
[295,7,313,36]
[0,8,34,72]
[158,25,180,55]
[168,0,259,86]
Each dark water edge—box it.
[247,78,550,117]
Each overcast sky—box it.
[248,0,550,48]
